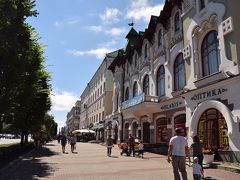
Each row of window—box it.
[89,111,104,124]
[124,30,220,100]
[88,82,106,104]
[126,11,181,73]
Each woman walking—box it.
[106,135,114,156]
[190,135,204,177]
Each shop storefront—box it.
[185,76,240,162]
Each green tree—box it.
[0,0,55,145]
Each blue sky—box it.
[28,0,165,129]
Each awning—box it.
[91,123,104,131]
[72,129,95,134]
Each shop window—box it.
[125,123,129,140]
[156,118,168,143]
[125,87,129,101]
[156,65,165,96]
[174,114,186,136]
[132,122,138,138]
[174,54,185,91]
[198,108,229,150]
[133,81,138,97]
[201,30,220,77]
[143,75,149,95]
[143,122,150,143]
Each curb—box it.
[0,147,36,176]
[210,163,240,174]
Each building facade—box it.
[66,100,81,132]
[106,0,240,161]
[78,51,119,140]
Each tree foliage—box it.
[0,0,57,145]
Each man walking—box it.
[168,128,190,180]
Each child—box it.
[192,157,203,180]
[138,140,144,158]
[120,142,129,156]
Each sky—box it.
[28,0,165,130]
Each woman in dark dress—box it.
[190,136,204,168]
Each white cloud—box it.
[100,7,120,24]
[54,21,61,27]
[67,18,80,25]
[88,25,103,32]
[53,17,80,27]
[105,27,127,36]
[68,47,114,59]
[126,0,163,22]
[99,39,118,47]
[51,90,78,111]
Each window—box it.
[174,54,185,91]
[143,75,149,95]
[200,0,205,10]
[156,65,165,96]
[158,29,163,46]
[133,82,138,97]
[125,87,129,101]
[134,54,138,67]
[144,44,148,58]
[198,108,229,149]
[174,11,180,33]
[201,31,220,77]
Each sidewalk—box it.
[0,141,239,180]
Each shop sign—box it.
[122,93,145,109]
[161,101,183,110]
[191,88,227,101]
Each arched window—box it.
[143,75,149,95]
[125,87,129,101]
[133,82,138,97]
[158,29,162,47]
[174,11,180,33]
[156,65,165,96]
[144,44,148,58]
[201,31,220,77]
[200,0,205,10]
[174,54,185,91]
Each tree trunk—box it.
[24,131,29,144]
[20,131,24,146]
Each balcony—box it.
[121,93,160,119]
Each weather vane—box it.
[128,20,135,27]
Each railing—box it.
[122,93,159,110]
[122,93,145,110]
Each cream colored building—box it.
[79,51,119,140]
[66,100,81,132]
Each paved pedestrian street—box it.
[0,141,239,180]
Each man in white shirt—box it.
[168,128,190,180]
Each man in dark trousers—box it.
[128,134,135,157]
[168,128,190,180]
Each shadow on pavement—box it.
[0,145,60,180]
[109,155,118,158]
[203,177,217,180]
